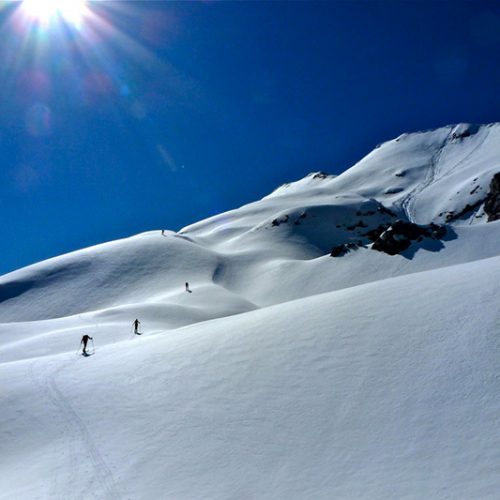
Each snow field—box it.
[2,123,500,499]
[1,256,500,499]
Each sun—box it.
[22,0,88,27]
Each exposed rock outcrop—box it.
[372,220,447,256]
[330,242,360,257]
[445,199,484,223]
[484,172,500,222]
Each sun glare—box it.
[22,0,88,27]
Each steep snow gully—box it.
[1,123,500,500]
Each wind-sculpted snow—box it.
[1,257,500,499]
[1,123,500,499]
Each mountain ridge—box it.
[1,122,500,498]
[2,122,499,322]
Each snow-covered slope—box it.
[1,123,500,499]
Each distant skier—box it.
[185,282,192,293]
[161,230,165,236]
[133,318,141,335]
[80,334,93,356]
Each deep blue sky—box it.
[0,0,499,275]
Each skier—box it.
[133,318,141,335]
[161,230,165,236]
[80,334,93,356]
[185,282,192,293]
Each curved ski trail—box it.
[401,138,447,223]
[30,358,124,500]
[434,127,491,182]
[401,128,491,224]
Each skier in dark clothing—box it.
[80,334,93,355]
[185,282,192,293]
[133,318,141,335]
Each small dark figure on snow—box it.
[80,334,93,355]
[133,318,141,335]
[161,230,165,236]
[185,282,192,293]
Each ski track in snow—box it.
[29,358,124,500]
[434,127,491,182]
[401,127,492,224]
[468,203,483,225]
[400,133,449,223]
[2,123,500,499]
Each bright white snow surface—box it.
[1,123,500,499]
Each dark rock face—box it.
[331,243,359,257]
[429,223,447,240]
[272,212,306,228]
[362,224,390,242]
[484,173,500,222]
[451,124,479,140]
[372,220,447,256]
[452,129,471,140]
[445,200,484,223]
[312,171,330,179]
[271,215,289,227]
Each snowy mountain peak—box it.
[263,122,500,226]
[2,122,500,325]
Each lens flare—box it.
[1,0,187,173]
[22,0,88,27]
